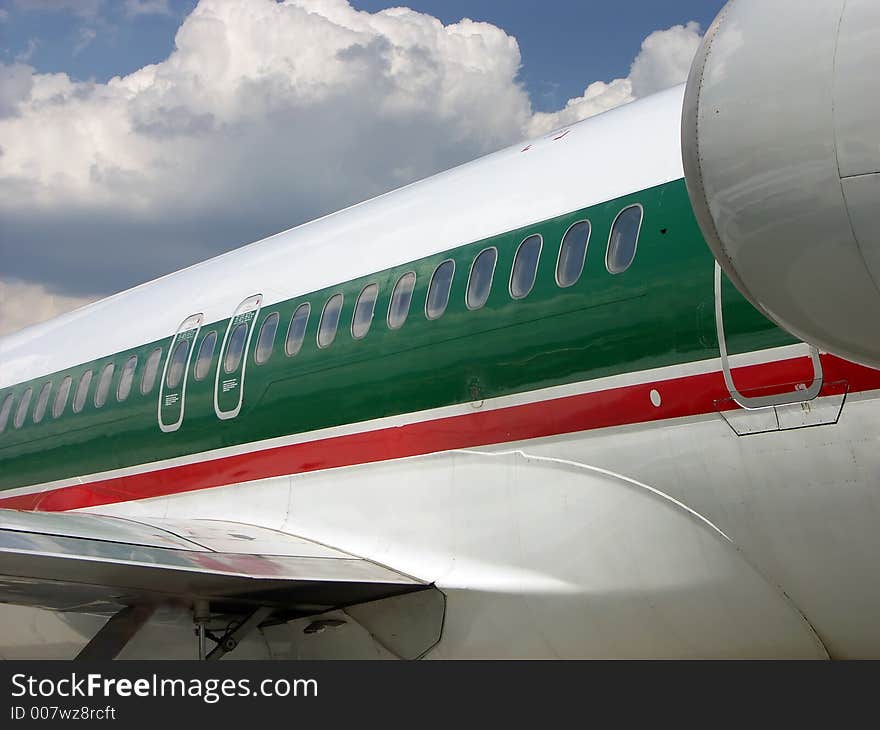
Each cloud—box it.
[0,0,532,298]
[0,280,97,337]
[124,0,173,16]
[0,9,9,22]
[73,27,98,55]
[0,63,34,117]
[14,38,38,63]
[528,22,702,136]
[0,1,703,335]
[629,21,704,97]
[527,78,634,137]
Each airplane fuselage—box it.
[1,84,879,658]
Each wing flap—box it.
[0,509,427,616]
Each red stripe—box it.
[2,353,878,512]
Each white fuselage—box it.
[1,85,878,659]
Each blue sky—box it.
[1,0,724,110]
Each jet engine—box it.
[681,0,880,367]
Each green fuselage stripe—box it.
[0,178,796,490]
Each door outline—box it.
[158,312,203,433]
[214,294,262,420]
[714,262,823,410]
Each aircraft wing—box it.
[0,509,440,659]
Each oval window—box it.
[141,348,162,395]
[224,322,248,373]
[466,247,497,310]
[426,260,454,320]
[556,220,591,287]
[73,371,93,414]
[117,356,138,401]
[95,362,115,408]
[510,234,542,299]
[318,294,344,348]
[606,204,643,274]
[352,284,378,340]
[13,387,32,429]
[387,272,415,330]
[53,376,72,419]
[0,392,13,433]
[166,340,189,389]
[255,313,279,365]
[32,381,52,423]
[285,303,311,357]
[194,331,217,381]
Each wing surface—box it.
[0,509,428,617]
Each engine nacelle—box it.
[682,0,880,367]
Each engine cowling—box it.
[682,0,880,367]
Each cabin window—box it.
[466,247,497,310]
[606,204,643,274]
[318,294,344,348]
[141,348,162,395]
[387,272,416,330]
[95,362,115,408]
[33,381,52,423]
[426,260,455,320]
[53,376,72,418]
[194,332,217,381]
[510,234,542,299]
[285,303,310,357]
[117,356,138,401]
[166,340,189,389]
[352,284,378,340]
[13,387,32,429]
[0,393,12,433]
[556,220,591,287]
[255,313,279,365]
[224,323,248,373]
[73,370,93,413]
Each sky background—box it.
[0,0,725,335]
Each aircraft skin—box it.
[1,0,879,658]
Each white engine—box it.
[682,0,880,367]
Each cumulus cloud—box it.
[629,21,703,96]
[0,0,532,297]
[528,22,702,136]
[0,63,34,117]
[0,280,97,337]
[0,0,703,336]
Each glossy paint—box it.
[1,75,880,658]
[0,85,687,390]
[682,0,880,367]
[0,176,800,497]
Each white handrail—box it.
[714,262,823,410]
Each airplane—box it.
[0,0,878,659]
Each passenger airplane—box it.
[1,0,878,659]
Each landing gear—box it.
[192,602,274,660]
[193,599,210,660]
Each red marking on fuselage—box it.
[1,354,877,512]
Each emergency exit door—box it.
[158,312,203,433]
[214,294,262,420]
